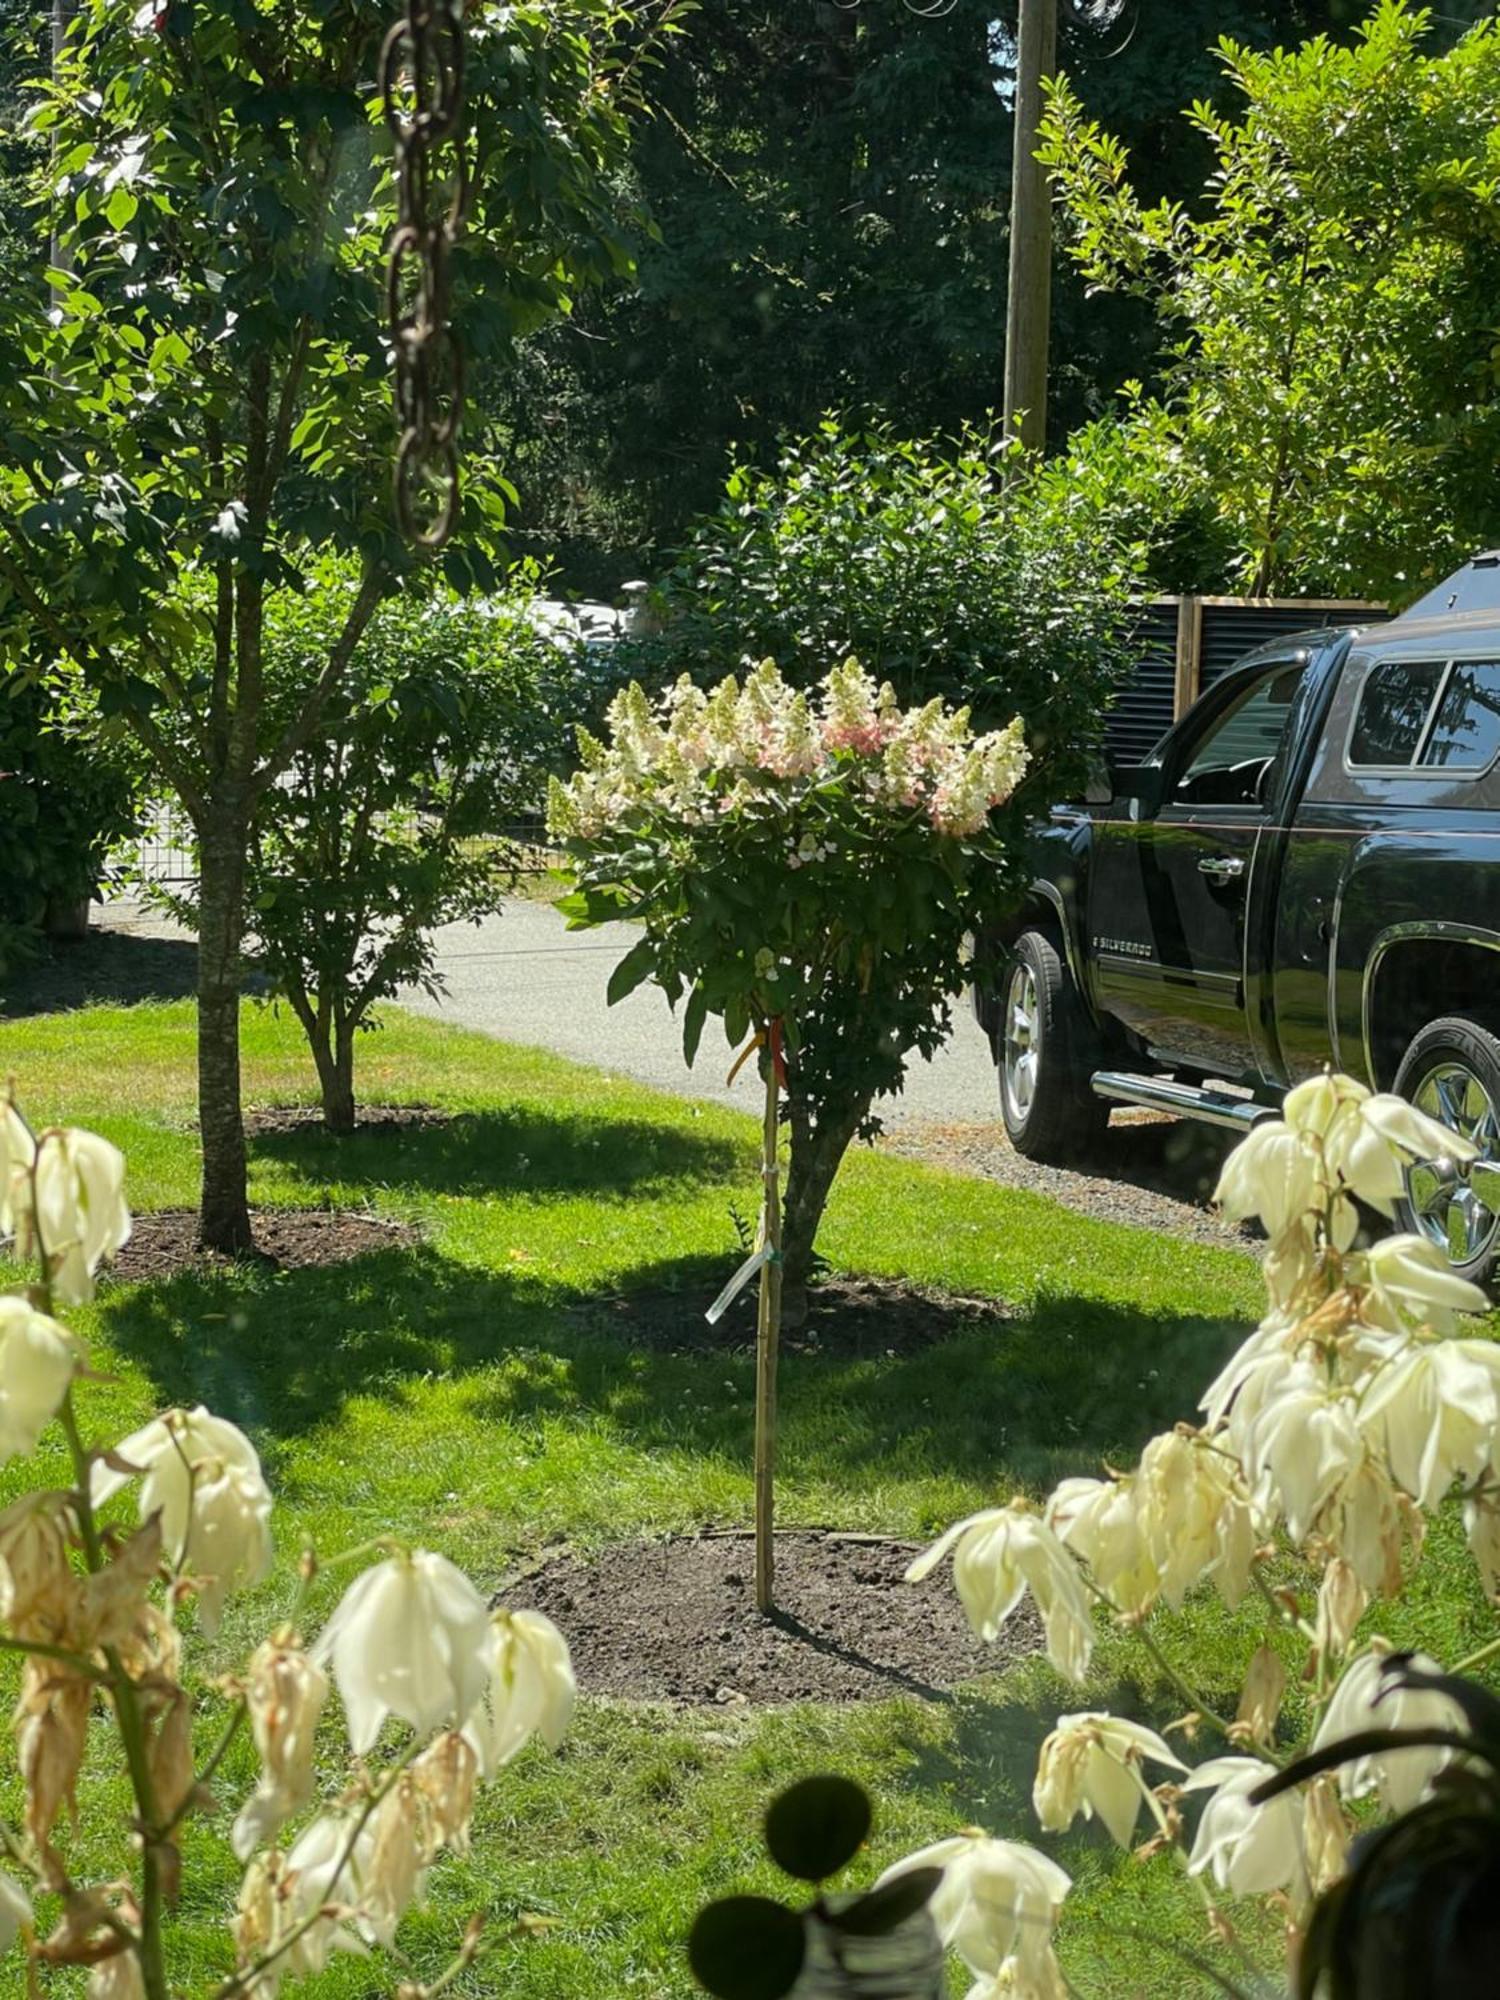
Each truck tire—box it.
[997,929,1109,1163]
[1393,1016,1500,1288]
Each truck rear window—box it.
[1348,660,1444,766]
[1420,661,1500,771]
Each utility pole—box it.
[1002,0,1057,456]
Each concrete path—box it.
[397,898,1000,1127]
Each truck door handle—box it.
[1197,855,1246,884]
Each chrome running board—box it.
[1090,1070,1275,1131]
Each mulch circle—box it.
[574,1274,1011,1360]
[244,1104,450,1138]
[495,1530,1038,1706]
[107,1207,419,1283]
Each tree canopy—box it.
[1042,0,1500,599]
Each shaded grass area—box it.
[2,998,1482,1995]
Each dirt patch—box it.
[573,1274,1011,1359]
[107,1207,419,1283]
[245,1104,449,1138]
[497,1531,1035,1705]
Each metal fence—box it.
[1102,593,1391,764]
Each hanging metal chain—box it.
[381,0,470,549]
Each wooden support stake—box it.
[753,1050,783,1615]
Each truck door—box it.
[1088,661,1305,1083]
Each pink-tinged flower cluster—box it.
[547,658,1029,843]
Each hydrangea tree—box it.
[878,1076,1500,1996]
[0,1092,574,1998]
[550,657,1031,1320]
[551,657,1031,1609]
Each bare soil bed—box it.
[496,1530,1037,1705]
[108,1207,419,1283]
[245,1104,449,1138]
[574,1274,1011,1360]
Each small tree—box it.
[165,565,569,1132]
[1040,0,1500,599]
[0,0,659,1249]
[552,660,1034,1603]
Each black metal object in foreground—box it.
[381,0,470,548]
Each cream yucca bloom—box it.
[95,1406,272,1634]
[463,1607,576,1777]
[0,1869,30,1957]
[1045,1475,1159,1617]
[876,1832,1071,1986]
[232,1640,330,1860]
[5,1123,132,1306]
[312,1550,491,1754]
[1238,1364,1364,1540]
[1357,1338,1500,1509]
[1135,1430,1255,1611]
[908,1505,1094,1683]
[1357,1234,1489,1335]
[1312,1647,1466,1814]
[1213,1120,1321,1237]
[1463,1489,1500,1595]
[0,1299,78,1465]
[88,1948,146,2000]
[1032,1712,1185,1847]
[1185,1756,1308,1901]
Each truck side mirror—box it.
[1085,759,1162,812]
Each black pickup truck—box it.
[978,551,1500,1283]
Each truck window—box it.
[1418,660,1500,772]
[1348,659,1444,766]
[1171,663,1302,807]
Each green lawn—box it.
[0,999,1490,1996]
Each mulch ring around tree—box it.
[107,1207,420,1284]
[572,1275,1013,1360]
[495,1531,1039,1706]
[244,1103,450,1138]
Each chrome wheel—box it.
[1404,1061,1500,1265]
[1003,960,1041,1127]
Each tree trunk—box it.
[196,810,254,1252]
[309,1014,357,1134]
[780,1095,869,1326]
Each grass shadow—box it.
[1,928,200,1016]
[248,1105,745,1201]
[99,1244,1248,1494]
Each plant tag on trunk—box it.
[706,1243,774,1324]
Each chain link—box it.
[381,0,470,549]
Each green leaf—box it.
[106,186,138,231]
[764,1776,871,1883]
[682,983,708,1068]
[605,936,657,1007]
